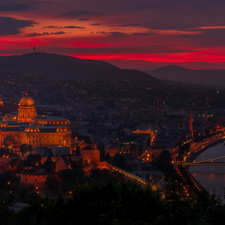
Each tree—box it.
[45,176,58,191]
[57,168,84,183]
[10,158,24,172]
[44,156,55,172]
[77,158,84,167]
[26,154,41,168]
[20,144,32,156]
[157,151,171,164]
[3,135,16,149]
[6,193,15,205]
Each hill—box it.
[0,53,157,81]
[146,65,225,87]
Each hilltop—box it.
[0,53,157,81]
[146,65,225,87]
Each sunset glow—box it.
[1,0,225,70]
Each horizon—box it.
[1,52,225,72]
[1,0,225,71]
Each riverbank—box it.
[187,139,224,163]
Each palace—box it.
[0,92,71,151]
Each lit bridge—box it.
[183,155,225,166]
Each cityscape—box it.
[1,0,225,224]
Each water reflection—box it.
[189,143,225,198]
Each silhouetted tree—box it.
[43,156,55,172]
[3,135,16,149]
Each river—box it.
[189,142,225,200]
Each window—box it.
[35,179,37,182]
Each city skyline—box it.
[1,0,225,70]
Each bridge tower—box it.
[189,111,193,138]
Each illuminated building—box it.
[133,124,158,144]
[0,92,71,151]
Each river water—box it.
[189,142,225,200]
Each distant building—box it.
[0,92,71,151]
[55,156,72,172]
[52,146,70,156]
[104,143,119,157]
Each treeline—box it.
[1,182,225,225]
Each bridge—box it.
[183,155,225,166]
[111,166,157,191]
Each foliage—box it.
[153,151,182,181]
[43,156,55,172]
[45,176,58,191]
[20,144,32,156]
[3,134,17,149]
[57,168,84,183]
[0,181,225,224]
[24,154,41,169]
[106,154,133,172]
[10,158,24,172]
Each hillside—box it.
[146,65,225,87]
[0,53,158,81]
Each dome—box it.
[19,93,35,107]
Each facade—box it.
[104,143,119,157]
[20,170,57,189]
[55,156,72,172]
[0,92,71,151]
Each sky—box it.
[1,0,225,70]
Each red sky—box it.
[1,0,225,70]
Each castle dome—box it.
[19,93,35,107]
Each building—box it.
[133,124,159,144]
[55,156,72,172]
[104,143,119,157]
[0,92,71,151]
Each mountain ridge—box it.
[145,65,225,87]
[0,52,158,81]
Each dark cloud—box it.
[26,31,66,37]
[0,1,52,12]
[0,3,34,12]
[132,32,156,36]
[117,22,202,31]
[59,10,103,19]
[27,32,49,37]
[51,31,66,35]
[43,25,85,29]
[0,17,36,36]
[91,23,101,26]
[43,26,61,28]
[64,26,85,29]
[178,28,225,46]
[78,18,89,21]
[132,4,165,10]
[116,24,139,27]
[31,1,52,4]
[108,32,128,37]
[145,23,202,31]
